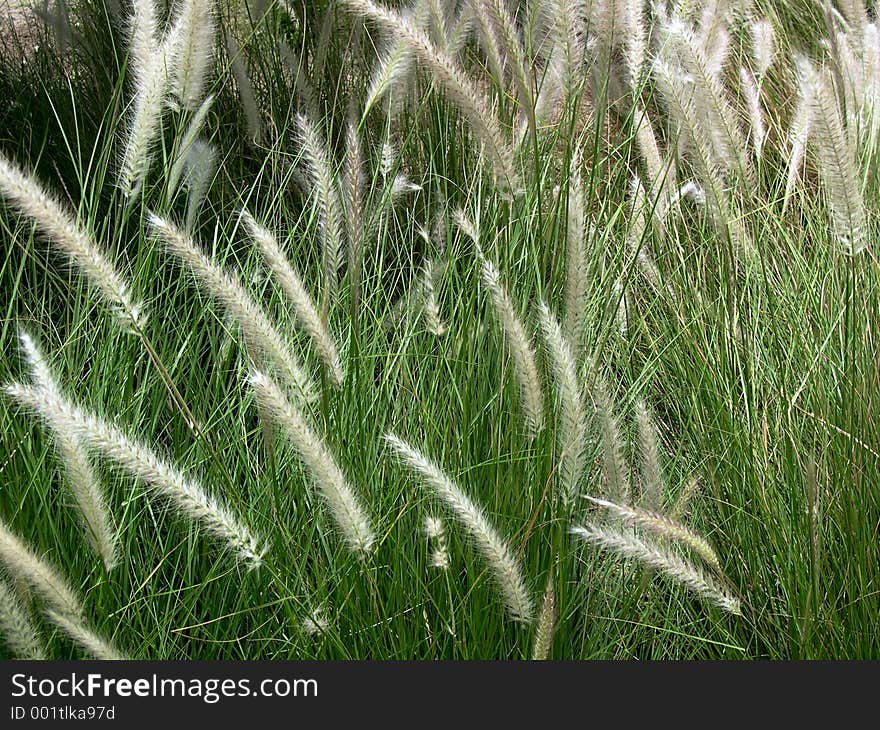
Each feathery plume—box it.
[524,0,554,61]
[430,547,450,570]
[364,37,415,117]
[127,0,159,79]
[740,66,765,159]
[620,0,647,89]
[422,258,448,337]
[701,21,730,81]
[44,609,126,660]
[295,114,345,323]
[302,605,330,636]
[5,382,265,567]
[446,3,475,59]
[796,56,867,254]
[531,573,555,660]
[343,0,521,193]
[424,514,449,569]
[0,517,83,617]
[483,0,535,140]
[538,302,588,502]
[118,41,168,198]
[426,0,452,47]
[17,331,117,571]
[248,371,375,556]
[241,211,344,387]
[446,2,475,59]
[587,0,616,59]
[475,243,544,437]
[862,23,880,152]
[361,0,434,120]
[148,213,315,401]
[0,154,144,329]
[677,181,706,205]
[783,84,811,213]
[0,579,45,659]
[614,278,629,338]
[837,0,868,31]
[424,514,445,539]
[634,399,663,511]
[632,106,676,221]
[833,30,863,143]
[386,433,533,622]
[669,473,701,522]
[549,0,585,107]
[663,20,755,188]
[749,18,775,78]
[164,0,216,110]
[471,0,507,86]
[534,52,564,127]
[452,208,479,245]
[587,496,721,571]
[391,174,421,196]
[571,523,740,613]
[384,133,402,184]
[652,59,754,259]
[563,151,587,353]
[312,2,335,81]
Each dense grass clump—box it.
[0,0,878,659]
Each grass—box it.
[0,0,878,659]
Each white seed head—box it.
[149,212,316,401]
[0,516,83,618]
[386,433,533,622]
[5,381,265,568]
[302,606,330,636]
[249,370,375,557]
[0,579,46,659]
[44,609,126,660]
[242,209,344,387]
[538,302,587,501]
[749,19,775,77]
[430,548,450,570]
[423,514,445,539]
[16,330,118,571]
[571,523,740,614]
[477,247,544,437]
[0,155,144,328]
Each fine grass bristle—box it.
[44,609,127,660]
[0,518,84,619]
[17,330,118,572]
[386,433,533,623]
[249,370,375,557]
[344,0,521,193]
[538,301,587,502]
[571,524,741,615]
[148,212,316,402]
[242,210,345,387]
[472,234,544,438]
[0,579,46,660]
[5,382,265,569]
[0,154,145,329]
